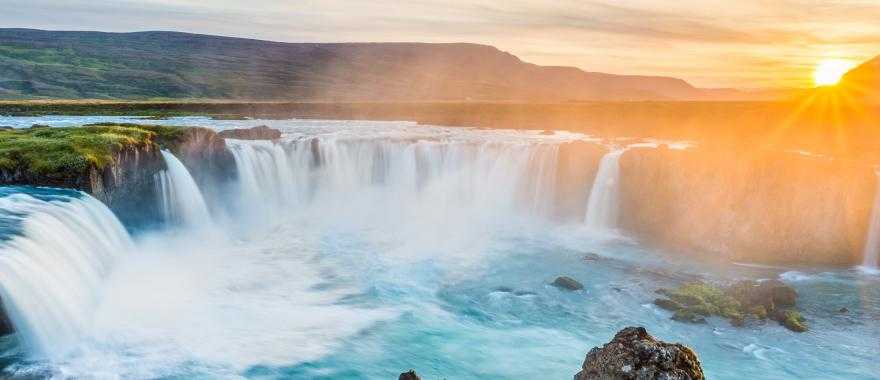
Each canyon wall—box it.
[618,146,877,265]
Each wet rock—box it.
[583,253,602,261]
[654,298,683,311]
[552,276,584,291]
[771,309,808,332]
[399,369,421,380]
[575,326,705,380]
[493,286,514,293]
[656,280,807,332]
[672,309,707,324]
[217,125,282,140]
[838,307,849,313]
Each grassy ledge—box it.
[0,124,185,177]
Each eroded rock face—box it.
[618,146,876,265]
[217,125,282,140]
[575,327,704,380]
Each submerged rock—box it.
[217,125,282,140]
[653,298,683,311]
[552,276,584,291]
[575,326,704,380]
[399,369,421,380]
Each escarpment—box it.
[0,124,235,226]
[618,146,877,265]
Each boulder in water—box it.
[575,326,705,380]
[552,276,584,291]
[655,280,807,332]
[399,369,421,380]
[217,125,282,140]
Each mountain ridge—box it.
[0,28,776,101]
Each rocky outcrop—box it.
[552,276,584,291]
[619,146,877,265]
[654,280,807,332]
[0,124,236,226]
[575,327,704,380]
[217,125,282,140]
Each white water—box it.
[0,192,135,359]
[157,150,212,228]
[584,149,626,229]
[226,133,563,232]
[862,169,880,268]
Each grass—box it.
[0,124,185,176]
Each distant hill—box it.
[0,28,772,101]
[840,55,880,102]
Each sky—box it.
[3,0,879,89]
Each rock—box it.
[653,298,683,311]
[771,309,808,332]
[399,369,421,380]
[672,309,707,324]
[583,253,602,261]
[552,276,584,291]
[838,307,849,313]
[575,326,705,380]
[217,125,282,140]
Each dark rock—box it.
[217,125,282,140]
[399,369,421,380]
[575,326,705,380]
[552,276,584,291]
[654,298,683,311]
[494,286,514,293]
[583,253,602,261]
[514,290,537,296]
[838,307,849,313]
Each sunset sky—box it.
[4,0,879,89]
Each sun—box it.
[813,59,854,87]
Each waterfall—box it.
[584,149,626,230]
[225,136,561,224]
[0,191,135,358]
[863,169,880,268]
[157,150,212,228]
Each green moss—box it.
[658,281,807,332]
[780,310,808,332]
[0,124,186,177]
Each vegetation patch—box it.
[654,280,807,332]
[0,124,186,178]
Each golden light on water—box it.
[813,59,855,87]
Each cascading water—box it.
[226,135,562,227]
[584,149,626,229]
[156,150,212,228]
[863,169,880,269]
[0,190,135,359]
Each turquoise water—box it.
[0,117,877,379]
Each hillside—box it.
[0,28,755,101]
